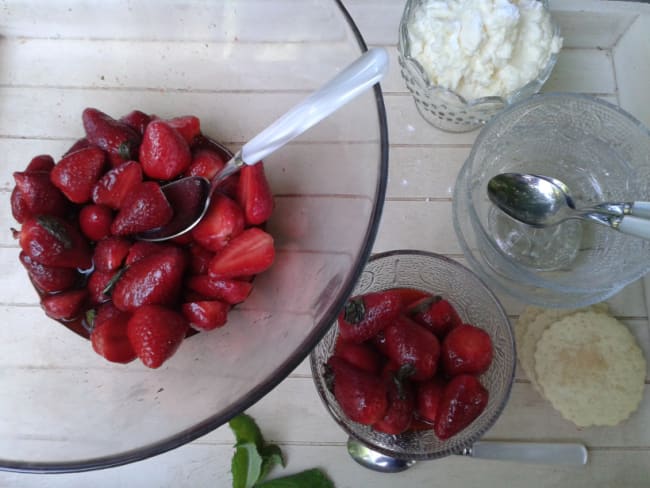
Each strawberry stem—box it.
[407,295,440,316]
[342,297,365,324]
[118,142,132,161]
[393,363,416,400]
[102,267,127,296]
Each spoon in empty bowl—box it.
[487,173,650,240]
[137,47,389,242]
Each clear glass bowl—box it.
[0,1,388,472]
[310,251,515,461]
[453,93,650,308]
[398,0,560,133]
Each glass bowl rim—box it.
[309,249,516,461]
[1,0,389,474]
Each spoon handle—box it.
[630,202,650,219]
[239,47,389,165]
[617,215,650,240]
[465,441,588,466]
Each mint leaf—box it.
[259,444,285,482]
[230,413,265,450]
[231,441,263,488]
[254,468,334,488]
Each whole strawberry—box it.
[333,338,382,374]
[326,356,388,426]
[383,315,441,381]
[50,146,106,203]
[441,323,493,376]
[337,290,404,344]
[373,364,415,435]
[435,374,489,440]
[83,107,142,166]
[19,252,79,294]
[139,120,192,180]
[406,295,462,339]
[91,311,137,364]
[127,305,189,368]
[12,170,69,222]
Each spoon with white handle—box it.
[137,47,389,241]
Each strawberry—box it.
[63,138,92,157]
[407,296,462,339]
[186,149,226,180]
[127,305,189,368]
[91,313,137,364]
[120,110,151,135]
[373,365,415,435]
[139,120,192,179]
[125,241,167,266]
[182,300,229,331]
[112,246,187,312]
[50,146,106,203]
[12,171,69,221]
[326,356,388,425]
[19,252,79,294]
[441,324,493,376]
[237,161,274,225]
[383,315,441,381]
[188,243,214,275]
[186,275,252,304]
[435,375,489,440]
[337,290,404,344]
[82,107,142,166]
[410,417,436,431]
[41,289,88,321]
[79,204,113,241]
[388,288,432,310]
[208,228,275,279]
[170,233,194,246]
[93,301,125,328]
[87,270,115,305]
[110,181,173,236]
[14,215,92,269]
[415,375,446,425]
[25,154,55,172]
[165,115,200,144]
[93,237,131,272]
[191,194,245,252]
[92,161,143,210]
[333,337,382,374]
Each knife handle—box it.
[463,441,588,466]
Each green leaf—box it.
[36,215,72,249]
[229,413,265,450]
[258,444,285,482]
[254,468,334,488]
[231,442,263,488]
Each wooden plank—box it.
[543,49,617,94]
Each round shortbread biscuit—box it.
[519,303,609,394]
[514,306,545,351]
[534,311,646,427]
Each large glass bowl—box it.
[0,1,387,472]
[310,251,515,461]
[453,93,650,308]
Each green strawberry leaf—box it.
[258,444,285,482]
[102,266,127,297]
[37,215,72,249]
[229,413,265,450]
[253,468,334,488]
[231,441,263,488]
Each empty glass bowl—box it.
[453,93,650,308]
[0,1,387,472]
[398,0,561,132]
[310,250,515,461]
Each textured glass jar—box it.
[398,0,560,132]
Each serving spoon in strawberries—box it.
[137,47,388,242]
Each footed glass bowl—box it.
[0,0,387,472]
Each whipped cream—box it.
[406,0,562,100]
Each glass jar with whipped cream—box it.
[398,0,562,132]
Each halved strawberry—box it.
[182,300,229,331]
[112,246,187,312]
[208,228,275,279]
[139,120,192,180]
[92,161,143,210]
[50,146,106,203]
[41,289,88,321]
[237,161,274,225]
[25,154,55,173]
[186,275,252,304]
[83,107,142,166]
[166,115,200,144]
[93,237,132,272]
[120,110,151,135]
[14,215,92,269]
[110,181,173,236]
[12,171,69,221]
[19,252,79,294]
[127,305,189,368]
[186,149,226,180]
[79,204,113,241]
[191,194,244,252]
[91,313,137,364]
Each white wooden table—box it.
[2,1,650,486]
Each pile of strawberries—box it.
[326,288,493,440]
[10,108,275,368]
